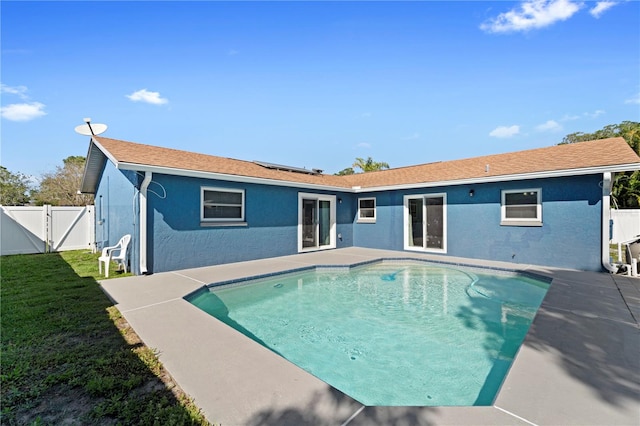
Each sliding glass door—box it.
[405,193,447,252]
[299,193,336,252]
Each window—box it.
[358,198,376,223]
[201,187,244,223]
[501,188,542,226]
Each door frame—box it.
[403,193,447,253]
[297,192,337,252]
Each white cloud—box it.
[480,0,583,33]
[403,132,420,141]
[560,114,581,121]
[625,93,640,105]
[126,89,169,105]
[584,109,605,118]
[357,142,371,148]
[1,102,46,121]
[489,125,520,138]
[590,1,617,18]
[536,120,563,132]
[1,83,29,99]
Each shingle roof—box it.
[84,136,640,193]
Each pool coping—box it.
[100,247,640,425]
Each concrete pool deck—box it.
[99,247,640,426]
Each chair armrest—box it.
[101,244,119,257]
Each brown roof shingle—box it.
[91,136,640,191]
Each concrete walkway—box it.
[100,248,640,426]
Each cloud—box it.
[1,83,29,99]
[357,142,371,148]
[590,1,617,18]
[625,93,640,105]
[489,125,520,138]
[1,102,47,121]
[536,120,563,132]
[403,132,420,141]
[126,89,169,105]
[584,109,605,118]
[480,0,583,33]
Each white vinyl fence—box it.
[611,209,640,243]
[1,205,95,255]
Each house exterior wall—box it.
[353,174,603,271]
[146,173,354,273]
[94,161,140,272]
[94,157,605,274]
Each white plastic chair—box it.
[98,234,131,278]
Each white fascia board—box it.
[353,163,640,193]
[115,162,351,192]
[112,158,640,194]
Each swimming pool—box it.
[187,261,549,406]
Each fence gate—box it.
[1,205,95,255]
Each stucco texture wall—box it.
[94,162,139,272]
[147,174,354,273]
[353,175,603,271]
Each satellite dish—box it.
[75,118,107,136]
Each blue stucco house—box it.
[81,136,640,274]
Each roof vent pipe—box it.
[485,164,490,173]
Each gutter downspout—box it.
[602,172,616,273]
[140,171,152,274]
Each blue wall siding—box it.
[94,162,139,272]
[147,174,353,273]
[353,175,603,271]
[96,159,604,273]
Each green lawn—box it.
[0,250,210,425]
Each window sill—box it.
[357,219,376,224]
[200,221,248,227]
[500,220,542,227]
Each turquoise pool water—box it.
[188,261,549,406]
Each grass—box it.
[0,250,210,425]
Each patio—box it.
[100,247,640,425]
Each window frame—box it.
[357,197,376,223]
[501,188,542,227]
[200,186,245,225]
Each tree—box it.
[34,156,94,206]
[352,157,390,173]
[559,121,640,208]
[335,167,355,176]
[0,166,32,205]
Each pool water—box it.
[188,261,549,406]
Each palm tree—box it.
[352,157,390,173]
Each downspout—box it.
[140,171,152,274]
[602,172,616,273]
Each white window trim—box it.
[403,193,447,253]
[357,197,376,223]
[501,188,542,227]
[201,186,245,224]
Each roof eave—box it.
[114,162,354,192]
[352,163,640,193]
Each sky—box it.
[2,0,639,182]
